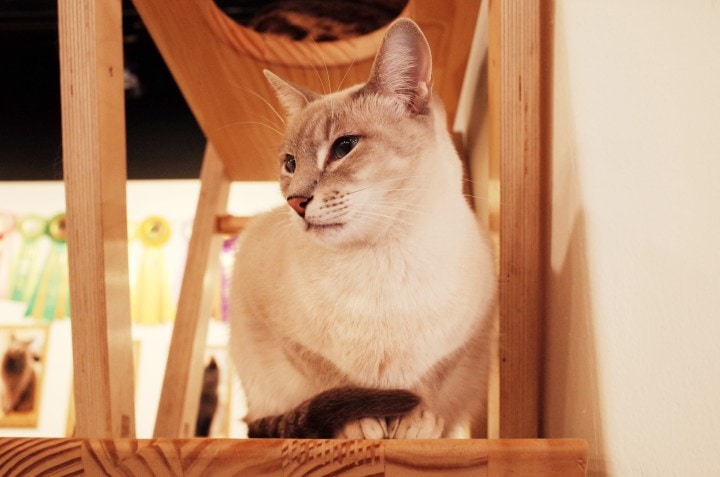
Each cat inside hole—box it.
[229,18,496,439]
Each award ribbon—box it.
[131,216,176,325]
[8,215,47,304]
[25,213,70,320]
[0,212,17,298]
[217,235,238,322]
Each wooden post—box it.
[58,0,136,437]
[488,0,548,438]
[154,145,230,437]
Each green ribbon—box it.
[25,213,70,321]
[8,215,46,303]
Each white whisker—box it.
[229,82,286,125]
[347,185,372,195]
[371,188,429,194]
[215,121,284,137]
[350,215,387,232]
[310,37,332,94]
[372,174,425,184]
[365,204,422,214]
[347,176,426,195]
[336,55,357,93]
[463,193,490,201]
[374,199,422,207]
[306,40,329,95]
[249,112,284,132]
[355,210,411,226]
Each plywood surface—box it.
[489,0,550,438]
[58,0,136,438]
[0,438,587,476]
[131,0,480,181]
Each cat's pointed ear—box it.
[365,18,433,114]
[264,70,319,117]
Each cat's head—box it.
[266,18,459,246]
[2,334,35,376]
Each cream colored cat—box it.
[229,18,495,439]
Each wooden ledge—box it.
[216,214,251,235]
[0,438,587,476]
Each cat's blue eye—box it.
[283,154,296,174]
[331,135,359,160]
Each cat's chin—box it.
[300,220,362,246]
[304,222,347,243]
[305,222,345,232]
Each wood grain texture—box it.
[216,214,251,235]
[58,0,136,438]
[488,0,550,438]
[0,438,587,476]
[154,145,231,438]
[130,0,480,181]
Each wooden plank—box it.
[488,439,588,476]
[488,0,549,438]
[154,145,231,438]
[0,438,587,476]
[216,214,252,235]
[58,0,135,437]
[130,0,479,181]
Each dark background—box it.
[0,0,258,181]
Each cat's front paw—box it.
[336,417,389,439]
[387,408,444,439]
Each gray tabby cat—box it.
[229,18,496,439]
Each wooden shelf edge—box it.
[0,438,587,476]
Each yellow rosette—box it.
[131,216,176,324]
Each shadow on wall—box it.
[546,211,607,476]
[543,11,607,475]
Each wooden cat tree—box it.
[0,0,587,475]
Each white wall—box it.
[545,1,720,475]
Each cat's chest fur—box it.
[253,200,489,388]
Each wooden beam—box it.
[58,0,135,437]
[0,438,588,476]
[154,145,230,437]
[488,0,549,438]
[216,214,251,235]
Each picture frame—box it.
[0,323,49,428]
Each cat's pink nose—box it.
[287,196,312,217]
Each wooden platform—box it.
[0,438,587,476]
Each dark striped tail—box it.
[247,386,420,438]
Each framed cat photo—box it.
[0,323,49,428]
